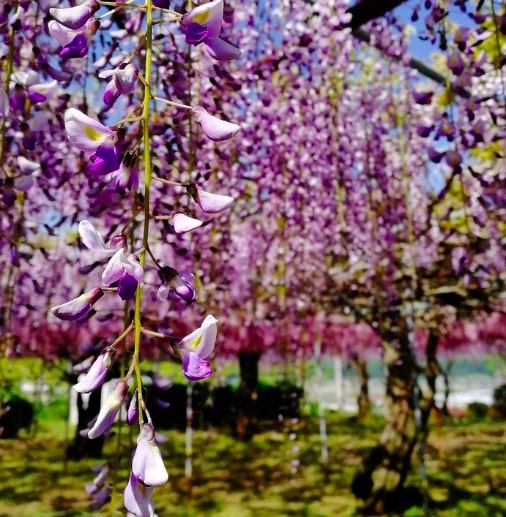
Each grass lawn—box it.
[0,412,505,517]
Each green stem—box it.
[133,0,154,424]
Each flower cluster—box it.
[45,0,241,513]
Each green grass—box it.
[1,412,505,517]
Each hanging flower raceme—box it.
[179,315,218,381]
[191,105,240,142]
[181,0,241,61]
[78,220,143,301]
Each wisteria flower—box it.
[48,18,99,59]
[107,152,139,191]
[188,184,234,214]
[191,105,240,142]
[85,463,110,495]
[73,347,116,393]
[172,212,203,233]
[157,267,195,304]
[132,424,168,486]
[99,64,139,106]
[126,391,139,425]
[78,219,124,257]
[181,0,241,61]
[51,286,104,321]
[89,486,111,511]
[179,315,218,381]
[50,0,100,30]
[79,220,142,300]
[124,473,156,517]
[88,381,129,438]
[102,249,144,300]
[65,108,116,153]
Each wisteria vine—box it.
[8,0,243,513]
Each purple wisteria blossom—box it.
[85,463,110,495]
[51,286,104,321]
[64,108,117,153]
[99,64,139,106]
[48,18,99,58]
[126,391,139,425]
[191,105,241,141]
[88,380,129,438]
[50,0,100,30]
[172,212,203,233]
[179,315,218,381]
[181,0,241,61]
[78,220,143,300]
[124,473,156,517]
[73,347,116,394]
[157,267,196,304]
[131,424,168,486]
[189,185,235,214]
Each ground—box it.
[1,411,505,517]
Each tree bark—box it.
[352,354,371,419]
[352,323,418,514]
[235,350,261,440]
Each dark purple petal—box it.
[118,272,138,300]
[183,22,209,44]
[60,33,88,58]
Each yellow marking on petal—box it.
[84,125,103,141]
[190,335,202,350]
[192,11,210,25]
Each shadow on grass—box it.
[1,414,505,517]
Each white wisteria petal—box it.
[49,0,99,30]
[191,106,241,142]
[79,220,118,256]
[196,189,234,214]
[180,315,218,359]
[64,108,116,153]
[172,213,203,233]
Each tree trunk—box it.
[352,333,418,515]
[235,350,261,440]
[352,354,371,419]
[66,389,104,460]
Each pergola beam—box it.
[346,0,470,97]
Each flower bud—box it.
[73,347,116,393]
[172,212,203,233]
[188,185,234,214]
[132,424,168,486]
[88,380,129,439]
[191,105,240,142]
[51,286,104,321]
